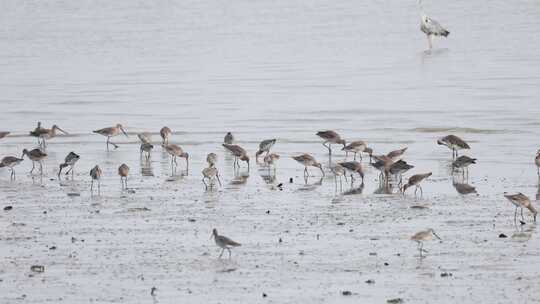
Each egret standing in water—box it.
[419,0,450,50]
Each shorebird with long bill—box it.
[419,0,450,50]
[0,156,24,180]
[316,130,346,155]
[93,124,128,150]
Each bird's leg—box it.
[106,137,110,151]
[414,186,419,197]
[419,185,424,197]
[228,248,232,259]
[514,206,518,227]
[219,248,224,259]
[10,168,15,180]
[125,177,128,189]
[353,152,356,161]
[427,34,433,50]
[39,161,43,175]
[304,167,309,178]
[91,180,94,194]
[30,162,35,174]
[521,208,525,223]
[202,178,208,190]
[66,167,72,175]
[98,180,101,195]
[217,174,222,187]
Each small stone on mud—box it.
[188,218,196,222]
[289,178,293,183]
[441,272,453,277]
[384,262,389,266]
[30,265,45,273]
[387,298,404,303]
[266,210,270,214]
[262,293,267,298]
[499,233,507,238]
[4,206,13,211]
[369,252,377,256]
[365,279,375,284]
[49,246,57,250]
[342,291,352,296]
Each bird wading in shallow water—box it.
[211,228,241,259]
[419,0,449,50]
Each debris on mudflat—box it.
[289,178,293,183]
[188,218,196,222]
[387,298,404,303]
[30,265,45,273]
[4,206,13,211]
[262,293,267,298]
[365,279,375,284]
[150,287,157,296]
[498,233,507,238]
[441,272,453,277]
[342,291,352,296]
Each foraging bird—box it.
[90,165,103,195]
[411,228,441,258]
[0,156,24,180]
[211,228,241,259]
[342,140,367,161]
[387,147,408,162]
[452,155,476,178]
[137,132,152,144]
[292,154,324,177]
[202,166,221,189]
[30,124,68,148]
[372,155,395,181]
[263,153,280,168]
[206,153,218,167]
[93,124,128,150]
[223,144,250,171]
[255,139,276,160]
[437,135,469,159]
[419,0,449,50]
[140,142,154,160]
[22,148,47,175]
[224,132,234,144]
[160,127,172,145]
[118,163,130,189]
[164,144,189,172]
[58,152,80,179]
[330,163,348,189]
[364,147,374,162]
[389,160,414,185]
[338,161,365,184]
[535,150,540,176]
[0,131,10,140]
[402,172,432,197]
[316,130,346,155]
[504,192,537,225]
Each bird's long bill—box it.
[121,127,129,137]
[57,127,68,135]
[432,231,442,240]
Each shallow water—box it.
[1,0,540,302]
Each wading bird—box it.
[164,144,189,173]
[160,127,172,145]
[0,156,23,180]
[140,143,153,160]
[338,161,364,185]
[211,228,241,259]
[402,172,432,197]
[535,150,540,176]
[504,192,537,225]
[206,153,218,167]
[224,132,234,144]
[118,163,130,190]
[58,152,80,179]
[411,228,441,258]
[292,154,324,178]
[342,140,367,161]
[223,144,249,171]
[202,166,221,189]
[255,139,276,161]
[387,147,408,162]
[263,153,280,171]
[437,135,469,159]
[316,130,346,155]
[22,148,47,175]
[30,124,68,148]
[90,165,102,195]
[93,124,128,150]
[419,0,449,50]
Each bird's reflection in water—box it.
[230,171,249,186]
[343,182,364,196]
[297,177,323,191]
[453,180,477,195]
[374,181,394,195]
[140,159,154,177]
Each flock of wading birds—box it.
[0,124,539,258]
